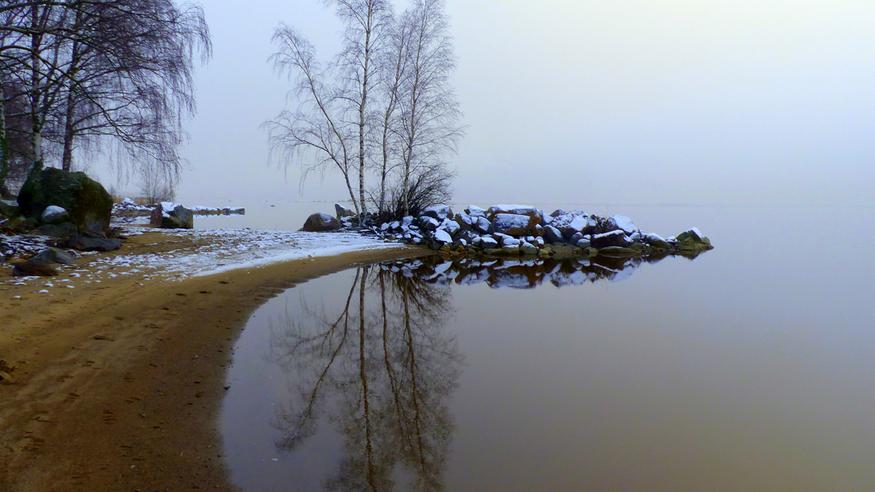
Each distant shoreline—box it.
[0,232,428,490]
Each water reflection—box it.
[225,206,875,491]
[265,265,461,491]
[386,254,670,289]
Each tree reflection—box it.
[268,265,461,491]
[262,254,664,490]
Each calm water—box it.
[220,205,875,491]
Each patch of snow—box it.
[611,215,638,234]
[488,204,539,216]
[568,215,588,232]
[493,214,531,234]
[466,205,486,217]
[433,229,453,244]
[440,219,461,235]
[422,204,451,220]
[41,205,68,222]
[480,236,498,248]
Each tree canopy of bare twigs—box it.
[0,0,211,194]
[268,0,462,222]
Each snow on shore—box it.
[101,228,398,279]
[3,227,400,292]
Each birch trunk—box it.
[0,83,9,197]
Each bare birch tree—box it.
[269,0,462,221]
[268,1,391,223]
[374,13,412,216]
[267,26,361,214]
[395,0,462,217]
[334,0,391,221]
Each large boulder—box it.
[17,167,113,235]
[302,213,341,232]
[150,203,194,229]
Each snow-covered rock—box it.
[41,205,68,224]
[301,213,340,232]
[335,203,356,219]
[568,215,588,233]
[488,204,539,217]
[480,236,498,248]
[433,229,453,244]
[420,216,440,231]
[493,213,536,236]
[609,215,638,234]
[494,233,520,247]
[474,216,492,234]
[440,219,461,236]
[591,230,631,248]
[466,205,487,217]
[359,203,712,261]
[422,204,452,221]
[543,225,563,244]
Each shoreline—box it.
[0,237,429,491]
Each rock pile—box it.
[113,199,245,223]
[373,204,712,260]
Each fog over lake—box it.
[93,0,874,210]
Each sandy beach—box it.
[0,232,427,491]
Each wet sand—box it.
[0,233,427,491]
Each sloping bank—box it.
[0,231,429,492]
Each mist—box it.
[164,0,874,207]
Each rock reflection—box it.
[385,254,668,289]
[267,265,461,491]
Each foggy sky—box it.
[124,0,875,207]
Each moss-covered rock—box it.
[675,228,713,255]
[17,167,112,235]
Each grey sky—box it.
[137,0,875,207]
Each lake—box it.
[219,204,875,491]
